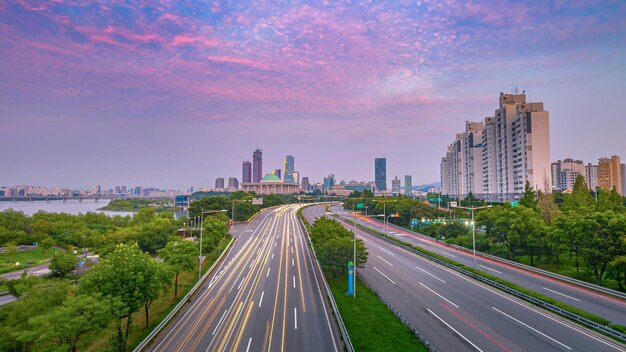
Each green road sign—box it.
[357,203,364,209]
[428,198,435,202]
[510,201,520,207]
[437,197,442,202]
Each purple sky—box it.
[1,0,625,190]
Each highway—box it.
[303,204,626,352]
[147,205,340,352]
[330,204,626,327]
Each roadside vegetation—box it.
[346,177,626,291]
[300,208,427,351]
[98,198,175,212]
[0,199,232,352]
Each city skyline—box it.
[1,1,626,189]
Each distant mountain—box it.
[412,182,440,192]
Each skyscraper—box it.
[392,176,401,194]
[253,149,263,183]
[228,177,239,190]
[301,177,310,192]
[242,161,252,183]
[404,175,412,197]
[375,158,387,191]
[284,155,295,183]
[215,178,225,189]
[292,171,300,184]
[272,169,282,180]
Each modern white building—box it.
[441,92,551,201]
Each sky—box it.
[1,0,625,190]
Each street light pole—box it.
[199,211,204,280]
[353,201,356,298]
[451,204,492,268]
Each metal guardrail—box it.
[373,218,626,301]
[363,229,626,343]
[133,237,237,352]
[357,272,438,352]
[298,215,354,352]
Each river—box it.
[0,199,135,217]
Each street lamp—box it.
[451,204,492,268]
[197,209,228,280]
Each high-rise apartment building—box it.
[242,161,252,183]
[284,155,295,183]
[253,149,263,183]
[585,163,598,191]
[597,155,622,194]
[375,158,387,191]
[228,177,239,190]
[551,159,585,191]
[441,92,551,201]
[392,176,401,194]
[621,164,626,196]
[404,175,412,197]
[301,177,310,192]
[215,178,225,189]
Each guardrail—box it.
[357,272,438,352]
[371,217,626,301]
[298,212,354,352]
[133,237,237,352]
[360,227,626,343]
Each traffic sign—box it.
[356,203,364,209]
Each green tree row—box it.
[310,217,368,277]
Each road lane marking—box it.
[259,291,264,307]
[272,252,274,259]
[378,246,396,256]
[292,258,295,266]
[275,242,277,247]
[419,282,459,308]
[416,266,446,283]
[427,308,483,352]
[294,307,298,330]
[543,287,581,302]
[377,255,394,267]
[441,252,456,258]
[373,266,396,285]
[246,338,252,352]
[293,276,296,288]
[492,307,572,350]
[267,267,271,277]
[249,260,254,268]
[479,265,502,274]
[291,246,293,254]
[238,277,246,290]
[212,309,229,335]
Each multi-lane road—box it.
[303,204,626,352]
[330,204,626,327]
[147,205,340,352]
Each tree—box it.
[4,242,17,264]
[137,217,174,254]
[597,187,626,213]
[40,237,55,256]
[80,243,162,352]
[519,181,538,210]
[202,217,229,254]
[562,175,594,211]
[159,239,197,298]
[609,256,626,291]
[537,190,559,226]
[132,207,157,225]
[582,212,626,285]
[27,294,117,352]
[50,251,77,277]
[143,263,172,328]
[554,212,587,275]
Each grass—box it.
[82,237,233,351]
[328,276,427,352]
[0,247,53,274]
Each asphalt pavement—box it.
[330,204,626,327]
[147,205,340,352]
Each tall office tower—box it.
[228,177,239,190]
[585,163,598,191]
[392,176,401,194]
[375,158,387,191]
[252,149,263,183]
[121,186,127,194]
[284,155,295,183]
[215,178,225,189]
[404,175,412,197]
[301,177,310,192]
[292,171,300,184]
[242,161,252,183]
[597,155,622,194]
[96,185,101,194]
[323,174,335,193]
[272,169,282,180]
